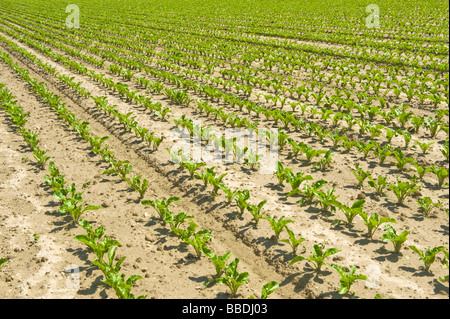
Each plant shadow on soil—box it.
[77,275,110,298]
[398,266,437,278]
[372,246,403,263]
[284,267,334,296]
[432,279,449,296]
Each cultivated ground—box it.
[0,0,448,300]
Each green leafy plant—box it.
[53,183,103,225]
[74,219,122,262]
[128,175,149,199]
[286,171,313,193]
[367,175,389,197]
[164,211,194,230]
[247,200,267,226]
[32,147,51,168]
[264,215,294,242]
[373,143,393,165]
[180,158,207,180]
[331,265,368,295]
[412,161,432,180]
[351,164,371,189]
[182,228,213,258]
[430,164,449,187]
[234,190,250,215]
[289,244,341,272]
[244,148,263,170]
[314,186,340,214]
[408,245,447,272]
[290,180,328,207]
[204,250,232,277]
[216,258,249,298]
[393,148,414,172]
[0,258,7,270]
[389,177,419,204]
[249,281,279,299]
[91,246,146,299]
[141,197,180,221]
[414,140,435,154]
[416,197,443,217]
[280,227,305,254]
[274,161,293,186]
[358,212,397,240]
[334,199,366,227]
[313,150,334,171]
[439,251,449,282]
[208,171,228,197]
[382,225,410,253]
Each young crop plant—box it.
[356,141,377,159]
[367,175,390,197]
[92,246,146,299]
[439,251,449,283]
[234,190,250,215]
[263,215,294,242]
[208,171,228,198]
[389,177,419,204]
[430,164,449,187]
[127,175,149,200]
[425,117,441,138]
[249,281,279,299]
[280,227,305,254]
[164,211,194,230]
[289,244,341,272]
[408,245,447,273]
[358,212,397,240]
[315,187,340,214]
[373,143,393,165]
[274,161,293,186]
[289,180,328,207]
[204,250,232,277]
[32,147,51,169]
[181,228,213,258]
[180,158,207,180]
[412,161,432,180]
[141,197,180,221]
[300,144,326,163]
[313,150,334,171]
[89,136,110,154]
[244,148,263,170]
[286,171,314,193]
[416,197,443,218]
[351,164,372,189]
[53,183,103,225]
[233,145,248,164]
[216,258,249,298]
[75,219,122,263]
[331,265,368,295]
[103,160,133,181]
[43,161,66,191]
[382,225,410,253]
[342,140,357,153]
[246,200,267,226]
[0,258,7,270]
[333,199,366,227]
[414,140,435,155]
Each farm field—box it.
[0,0,448,300]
